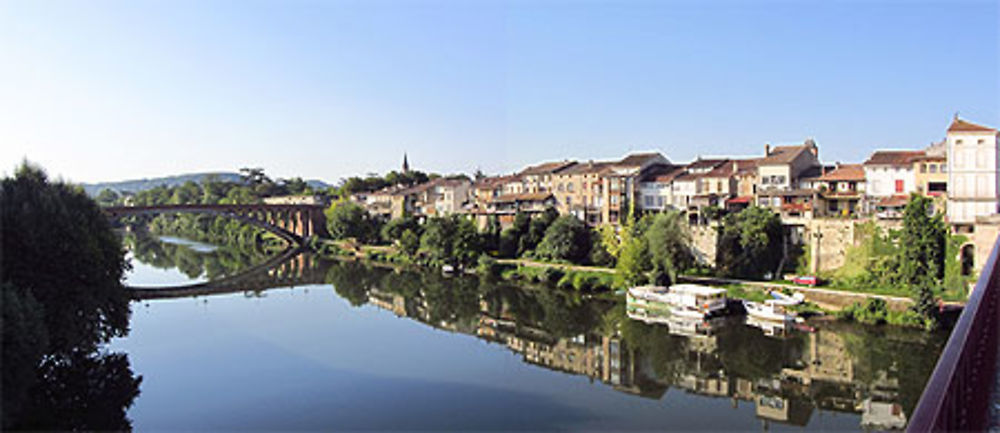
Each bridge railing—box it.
[906,235,1000,432]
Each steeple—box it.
[402,153,410,173]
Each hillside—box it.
[82,172,332,196]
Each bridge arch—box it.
[103,204,328,246]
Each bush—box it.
[476,255,501,278]
[541,268,564,286]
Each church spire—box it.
[402,153,410,173]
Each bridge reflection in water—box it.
[129,247,332,300]
[128,243,946,431]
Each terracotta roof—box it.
[559,160,615,175]
[491,193,554,203]
[727,196,753,204]
[760,145,811,165]
[864,150,925,166]
[734,159,759,175]
[816,164,865,182]
[704,161,737,178]
[641,165,686,183]
[475,174,520,188]
[520,161,576,176]
[687,158,729,171]
[877,195,909,208]
[948,118,997,133]
[616,152,665,168]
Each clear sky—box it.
[1,0,997,185]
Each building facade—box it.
[946,117,1000,225]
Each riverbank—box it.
[312,238,962,326]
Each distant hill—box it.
[81,172,333,196]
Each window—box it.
[565,197,572,206]
[644,196,653,207]
[762,177,770,185]
[929,164,937,173]
[895,180,904,193]
[611,196,619,205]
[956,139,964,145]
[978,139,985,145]
[920,163,927,173]
[941,164,947,173]
[557,183,564,192]
[567,183,575,192]
[656,197,664,207]
[717,181,723,191]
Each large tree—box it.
[324,200,379,243]
[645,211,694,285]
[899,194,947,287]
[535,216,592,263]
[715,206,784,279]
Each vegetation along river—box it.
[112,233,947,431]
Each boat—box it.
[768,290,805,306]
[743,299,797,323]
[626,284,729,324]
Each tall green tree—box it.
[899,194,947,287]
[645,211,694,285]
[715,206,784,279]
[535,216,592,263]
[325,199,379,243]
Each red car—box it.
[792,276,820,286]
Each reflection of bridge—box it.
[130,249,332,300]
[104,204,328,245]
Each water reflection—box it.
[322,260,946,431]
[118,235,946,431]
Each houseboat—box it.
[626,284,729,324]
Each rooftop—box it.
[816,164,865,181]
[520,160,577,176]
[948,117,998,133]
[864,150,925,166]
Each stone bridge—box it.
[104,204,328,245]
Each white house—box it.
[863,150,923,217]
[946,117,1000,225]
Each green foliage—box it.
[644,211,694,285]
[837,298,925,328]
[399,229,421,257]
[325,199,381,244]
[381,216,421,244]
[899,195,947,287]
[535,216,592,263]
[338,170,430,196]
[1,162,131,355]
[1,162,140,429]
[476,255,502,278]
[715,206,783,279]
[419,216,483,269]
[615,224,651,287]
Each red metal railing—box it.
[907,235,1000,432]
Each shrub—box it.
[477,255,501,278]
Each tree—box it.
[899,194,947,287]
[95,188,119,206]
[535,216,592,263]
[419,216,483,269]
[899,194,947,328]
[381,216,421,243]
[324,199,378,243]
[239,167,271,186]
[1,162,131,355]
[715,206,783,279]
[645,211,694,285]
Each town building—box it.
[520,161,576,194]
[863,150,924,218]
[946,117,1000,226]
[813,164,866,217]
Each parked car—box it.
[792,276,820,286]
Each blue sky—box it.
[1,0,997,184]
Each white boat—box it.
[768,290,805,306]
[626,284,729,325]
[743,299,797,323]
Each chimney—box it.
[805,138,818,157]
[764,144,771,156]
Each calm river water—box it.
[111,234,947,431]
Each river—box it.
[111,234,947,431]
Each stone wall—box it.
[689,225,718,267]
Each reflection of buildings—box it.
[362,281,911,431]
